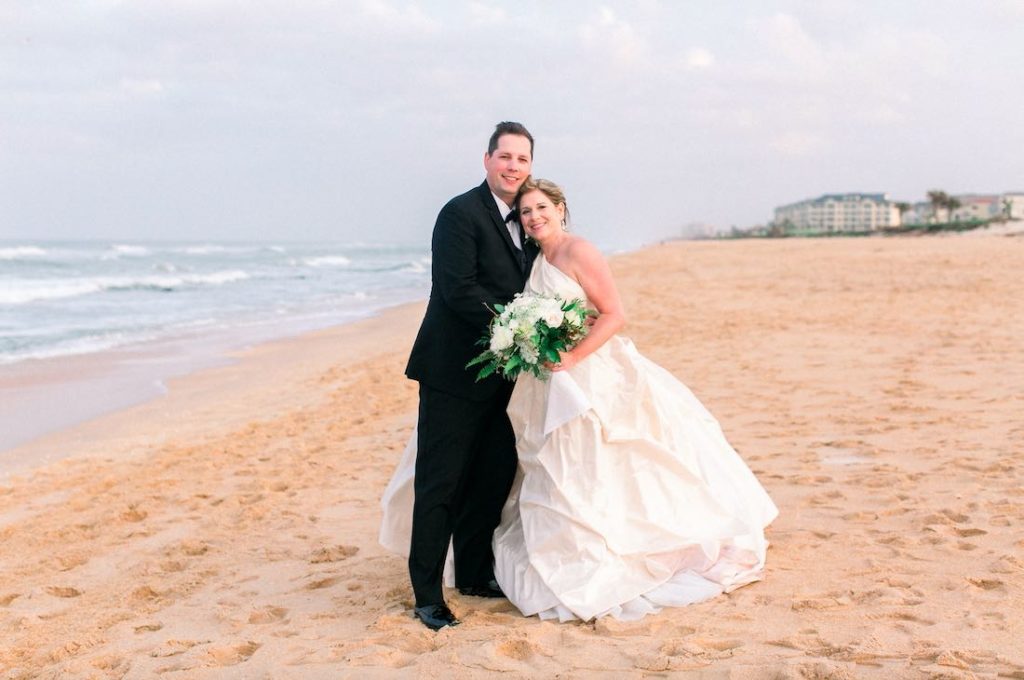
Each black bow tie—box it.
[505,209,519,223]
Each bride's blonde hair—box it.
[516,177,570,227]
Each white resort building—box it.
[951,194,1001,222]
[773,193,900,233]
[997,192,1024,219]
[905,192,1024,224]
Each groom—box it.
[405,121,537,630]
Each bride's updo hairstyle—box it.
[516,177,570,228]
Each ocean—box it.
[0,241,431,365]
[0,240,431,457]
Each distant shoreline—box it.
[716,217,1024,240]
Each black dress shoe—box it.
[457,579,505,598]
[413,603,460,630]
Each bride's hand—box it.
[549,350,578,372]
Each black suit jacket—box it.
[407,181,538,401]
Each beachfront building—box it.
[904,202,936,225]
[951,194,1001,222]
[1000,192,1024,219]
[773,193,900,233]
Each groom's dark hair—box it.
[488,121,534,158]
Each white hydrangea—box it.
[489,324,514,351]
[517,338,539,365]
[510,315,533,335]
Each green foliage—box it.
[466,295,596,382]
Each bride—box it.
[382,178,778,622]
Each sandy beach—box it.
[1,235,1022,679]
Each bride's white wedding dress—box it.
[490,256,777,621]
[379,255,778,622]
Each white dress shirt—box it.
[491,191,523,250]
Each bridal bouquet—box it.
[467,293,595,381]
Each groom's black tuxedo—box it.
[407,181,537,399]
[405,180,537,607]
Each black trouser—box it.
[408,382,517,607]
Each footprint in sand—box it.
[150,638,206,658]
[309,545,359,563]
[651,636,744,671]
[204,641,261,666]
[768,632,845,656]
[989,554,1024,573]
[54,553,89,571]
[178,540,209,556]
[965,611,1007,632]
[45,586,82,598]
[305,576,341,590]
[132,585,162,602]
[89,653,127,672]
[955,527,987,537]
[0,593,20,606]
[120,505,148,522]
[966,576,1003,591]
[248,606,288,624]
[494,635,542,661]
[791,592,851,611]
[941,509,970,523]
[873,609,935,625]
[688,637,745,652]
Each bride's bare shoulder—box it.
[565,236,607,268]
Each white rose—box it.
[490,325,514,352]
[565,309,581,326]
[539,300,564,327]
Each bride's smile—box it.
[519,190,566,244]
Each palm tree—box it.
[895,201,911,226]
[1003,197,1013,221]
[926,190,949,222]
[945,196,962,223]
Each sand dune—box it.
[1,236,1022,679]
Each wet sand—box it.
[1,236,1022,679]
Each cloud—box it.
[1,2,1021,241]
[757,12,825,73]
[120,78,165,97]
[578,6,651,67]
[769,131,828,156]
[467,2,506,25]
[685,47,715,70]
[358,0,438,34]
[857,103,907,126]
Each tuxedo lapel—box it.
[475,182,524,269]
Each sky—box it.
[2,1,1023,248]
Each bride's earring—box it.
[561,219,568,232]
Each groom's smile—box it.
[484,133,532,204]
